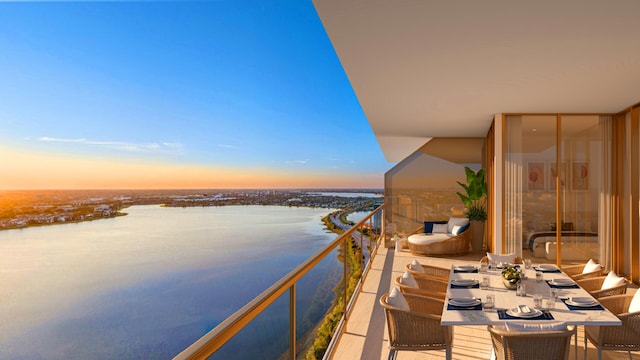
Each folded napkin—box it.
[497,309,554,320]
[535,268,561,273]
[561,298,604,311]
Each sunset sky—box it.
[0,1,390,190]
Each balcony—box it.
[176,206,638,360]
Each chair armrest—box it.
[561,264,584,275]
[576,276,605,291]
[598,294,634,314]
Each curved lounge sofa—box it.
[408,219,471,256]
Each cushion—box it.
[451,225,463,235]
[400,271,418,287]
[447,217,470,233]
[583,259,601,274]
[486,252,516,264]
[409,259,424,273]
[628,290,640,313]
[386,287,410,310]
[424,220,447,233]
[505,322,567,332]
[601,271,626,290]
[433,223,448,233]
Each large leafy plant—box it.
[456,167,488,221]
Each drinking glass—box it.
[479,262,489,273]
[536,271,543,282]
[533,294,543,309]
[550,288,559,300]
[483,294,495,311]
[480,276,490,289]
[545,297,556,309]
[524,259,532,269]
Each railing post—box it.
[343,239,348,322]
[289,284,296,360]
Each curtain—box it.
[598,116,613,269]
[503,116,523,255]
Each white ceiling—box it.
[313,0,640,162]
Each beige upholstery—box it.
[380,293,453,360]
[407,226,471,256]
[488,324,576,360]
[584,294,640,360]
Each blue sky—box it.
[0,1,390,189]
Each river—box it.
[0,205,342,359]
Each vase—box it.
[502,277,519,290]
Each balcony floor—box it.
[331,244,639,360]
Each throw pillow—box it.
[451,225,463,235]
[386,287,410,310]
[409,259,424,273]
[601,271,626,290]
[400,271,418,287]
[582,259,601,274]
[447,217,470,233]
[424,220,446,233]
[433,223,448,234]
[628,290,640,313]
[486,252,516,264]
[505,322,567,332]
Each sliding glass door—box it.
[504,115,611,266]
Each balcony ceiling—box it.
[313,0,640,162]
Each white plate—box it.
[549,279,575,286]
[455,265,476,271]
[452,279,478,286]
[567,297,599,307]
[506,308,543,318]
[536,264,557,271]
[449,298,481,307]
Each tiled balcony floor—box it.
[331,244,639,360]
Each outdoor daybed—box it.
[407,218,471,256]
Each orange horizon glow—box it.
[0,146,383,190]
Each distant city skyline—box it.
[0,1,391,189]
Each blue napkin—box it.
[535,267,561,273]
[450,283,480,289]
[561,298,604,311]
[546,280,580,289]
[497,309,554,320]
[447,302,482,310]
[454,268,478,273]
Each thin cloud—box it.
[286,159,308,165]
[216,144,237,149]
[37,137,183,153]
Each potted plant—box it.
[456,167,487,251]
[501,266,521,290]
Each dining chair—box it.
[394,274,447,299]
[405,260,451,280]
[562,259,604,281]
[488,324,576,360]
[380,292,452,360]
[479,255,524,264]
[576,273,628,299]
[584,293,640,360]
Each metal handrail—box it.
[173,205,384,360]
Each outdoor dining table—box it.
[441,263,622,359]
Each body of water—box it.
[0,205,342,359]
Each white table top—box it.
[441,264,622,326]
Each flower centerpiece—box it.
[500,265,521,290]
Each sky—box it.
[0,1,391,190]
